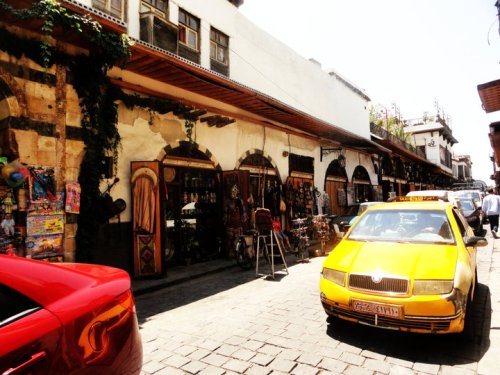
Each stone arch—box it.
[325,159,348,180]
[352,165,370,181]
[157,139,222,170]
[352,165,373,203]
[235,148,280,177]
[0,68,27,118]
[0,70,28,159]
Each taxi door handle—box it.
[2,351,47,375]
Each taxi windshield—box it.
[347,209,455,244]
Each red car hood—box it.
[0,255,131,308]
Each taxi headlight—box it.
[321,268,346,286]
[413,280,453,295]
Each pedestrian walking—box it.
[481,187,500,238]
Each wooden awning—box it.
[478,80,500,167]
[478,79,500,113]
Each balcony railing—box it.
[370,123,425,158]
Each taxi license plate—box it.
[352,300,401,318]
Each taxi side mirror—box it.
[465,236,488,247]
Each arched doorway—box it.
[324,160,348,215]
[352,165,373,203]
[237,151,281,217]
[161,141,222,266]
[0,71,27,159]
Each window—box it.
[93,0,125,20]
[142,0,168,13]
[0,284,40,327]
[178,9,199,51]
[140,15,178,53]
[210,28,229,65]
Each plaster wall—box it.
[96,0,371,140]
[413,131,453,176]
[113,103,323,223]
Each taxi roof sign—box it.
[395,196,443,202]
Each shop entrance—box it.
[352,165,373,203]
[162,143,221,266]
[238,153,282,217]
[324,160,348,215]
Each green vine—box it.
[184,119,195,142]
[0,0,130,262]
[0,1,207,263]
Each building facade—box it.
[0,0,457,276]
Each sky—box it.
[239,0,500,185]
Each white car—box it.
[453,190,483,207]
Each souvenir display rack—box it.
[0,159,81,262]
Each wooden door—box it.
[325,177,347,215]
[131,161,163,278]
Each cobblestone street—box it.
[136,231,499,375]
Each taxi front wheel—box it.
[458,288,475,341]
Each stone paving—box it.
[134,231,500,375]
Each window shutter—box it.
[93,0,107,12]
[140,16,152,43]
[154,18,178,53]
[110,0,122,19]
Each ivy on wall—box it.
[0,0,130,262]
[0,0,209,263]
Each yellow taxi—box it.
[320,196,488,334]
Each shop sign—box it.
[290,171,313,179]
[352,178,371,185]
[163,157,215,170]
[326,176,347,182]
[240,165,276,175]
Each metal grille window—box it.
[93,0,125,20]
[210,28,229,65]
[179,9,200,51]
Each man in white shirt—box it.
[481,188,500,238]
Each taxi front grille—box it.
[322,302,451,332]
[348,274,409,295]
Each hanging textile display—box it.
[132,168,158,233]
[131,161,163,278]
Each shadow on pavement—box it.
[325,282,491,365]
[134,254,307,325]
